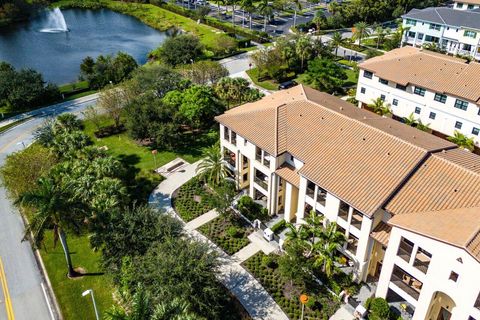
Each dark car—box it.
[278,80,297,90]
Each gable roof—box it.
[216,85,454,217]
[359,46,480,105]
[403,6,480,30]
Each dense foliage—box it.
[79,52,138,89]
[150,34,204,66]
[0,0,48,27]
[0,62,60,112]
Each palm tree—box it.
[352,21,370,45]
[368,97,392,117]
[330,31,345,57]
[313,222,346,277]
[240,0,254,29]
[256,0,272,32]
[154,297,199,320]
[295,35,312,71]
[447,131,475,151]
[196,144,228,186]
[312,10,326,33]
[403,113,417,127]
[284,221,313,256]
[15,177,81,278]
[291,0,302,27]
[375,26,385,49]
[416,119,431,132]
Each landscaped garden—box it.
[173,176,216,222]
[244,252,341,320]
[198,214,253,255]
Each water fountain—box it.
[39,8,69,33]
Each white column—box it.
[355,216,374,282]
[296,177,307,223]
[376,228,402,298]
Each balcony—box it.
[306,180,315,199]
[346,236,359,255]
[224,150,236,168]
[391,266,422,301]
[351,211,363,229]
[413,248,431,274]
[397,239,414,262]
[242,156,249,170]
[263,155,271,168]
[254,177,268,191]
[339,201,349,221]
[316,189,326,206]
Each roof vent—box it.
[387,152,391,156]
[454,188,458,192]
[340,107,344,110]
[442,149,446,153]
[362,137,366,141]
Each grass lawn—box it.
[246,68,278,91]
[59,81,89,93]
[343,68,359,87]
[198,215,252,255]
[40,233,114,320]
[54,0,226,49]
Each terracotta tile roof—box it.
[371,221,392,246]
[389,207,480,262]
[216,85,454,217]
[275,164,300,188]
[359,46,480,105]
[385,151,480,214]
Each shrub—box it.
[226,226,242,238]
[305,296,317,310]
[368,297,390,320]
[270,219,286,234]
[261,255,278,269]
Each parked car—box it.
[279,80,297,90]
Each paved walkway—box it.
[149,160,289,320]
[329,305,355,320]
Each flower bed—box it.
[172,176,215,222]
[198,214,252,255]
[243,252,341,320]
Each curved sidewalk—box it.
[148,160,289,320]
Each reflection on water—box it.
[0,8,167,84]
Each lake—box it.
[0,8,167,84]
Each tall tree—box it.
[196,144,229,186]
[214,77,263,108]
[295,35,313,71]
[352,21,370,45]
[330,31,345,57]
[303,58,347,93]
[256,0,273,32]
[15,177,82,278]
[313,222,346,277]
[291,0,302,27]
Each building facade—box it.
[453,0,480,10]
[401,7,480,60]
[355,46,480,147]
[216,85,480,320]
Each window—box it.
[317,187,327,206]
[415,107,421,114]
[406,19,417,26]
[429,23,441,31]
[468,4,474,9]
[393,99,398,106]
[429,112,436,120]
[290,155,294,162]
[475,291,480,309]
[363,71,373,79]
[425,35,440,43]
[463,43,473,51]
[464,30,477,38]
[224,126,229,141]
[380,94,386,101]
[414,86,426,96]
[360,87,366,94]
[379,78,388,85]
[455,121,463,129]
[478,108,480,116]
[454,99,468,111]
[449,271,459,282]
[472,127,479,135]
[244,139,248,146]
[242,173,248,182]
[417,33,424,40]
[396,84,407,91]
[408,31,416,38]
[434,93,447,103]
[456,2,464,8]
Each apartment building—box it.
[401,6,480,60]
[216,85,480,320]
[355,46,480,146]
[453,0,480,10]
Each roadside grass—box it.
[0,118,30,134]
[40,233,115,320]
[59,81,89,93]
[54,0,226,48]
[343,67,359,87]
[65,90,97,101]
[246,68,278,91]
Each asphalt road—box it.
[0,96,97,320]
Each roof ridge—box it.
[434,7,447,24]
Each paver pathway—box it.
[149,160,289,320]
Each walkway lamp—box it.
[82,289,99,320]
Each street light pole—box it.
[82,289,99,320]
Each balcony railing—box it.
[391,272,421,301]
[254,176,268,191]
[225,156,235,168]
[255,152,262,162]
